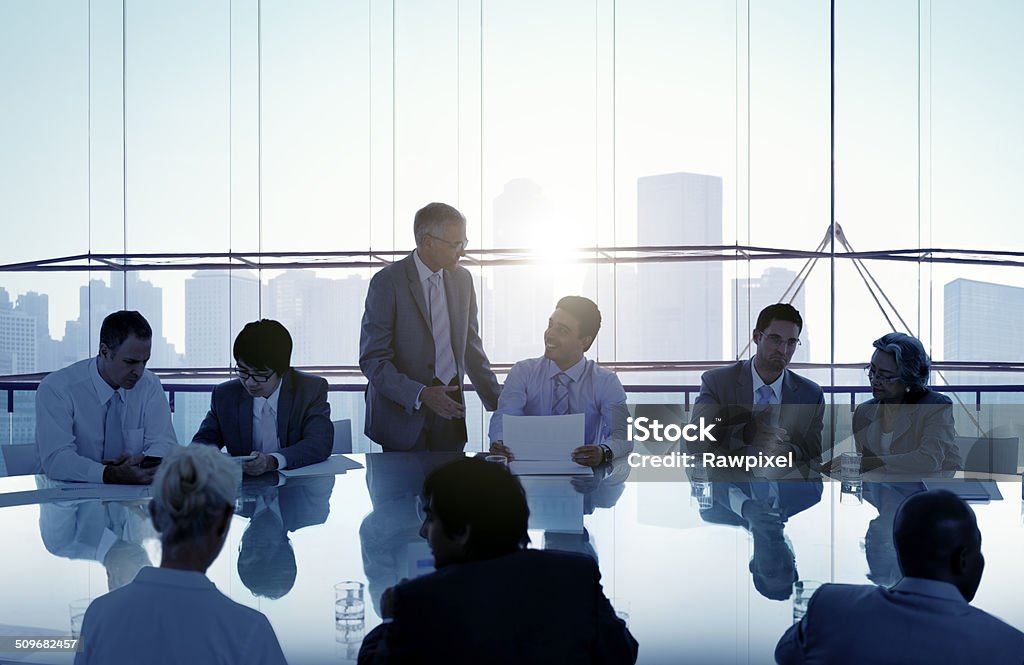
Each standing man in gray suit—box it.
[359,202,501,451]
[692,303,824,469]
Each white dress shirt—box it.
[36,358,178,483]
[252,381,288,470]
[75,566,287,665]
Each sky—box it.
[1,0,1023,364]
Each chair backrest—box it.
[1,444,42,476]
[332,419,352,454]
[955,436,1020,475]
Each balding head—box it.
[894,490,984,601]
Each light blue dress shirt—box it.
[488,356,631,458]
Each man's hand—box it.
[750,425,790,449]
[420,385,465,420]
[243,452,279,477]
[489,440,514,461]
[571,445,603,468]
[102,454,155,485]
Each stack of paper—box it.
[504,414,592,476]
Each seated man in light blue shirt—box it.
[489,296,629,467]
[775,489,1024,665]
[35,310,177,484]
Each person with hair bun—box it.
[75,444,287,665]
[853,332,962,474]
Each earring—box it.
[905,387,910,393]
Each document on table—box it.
[279,454,364,478]
[504,414,591,476]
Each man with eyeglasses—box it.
[691,303,825,476]
[192,319,332,475]
[360,202,501,452]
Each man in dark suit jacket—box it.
[358,457,638,665]
[359,203,501,451]
[691,304,824,474]
[775,490,1024,664]
[192,320,332,475]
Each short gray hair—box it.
[151,444,237,545]
[872,332,931,392]
[413,202,465,245]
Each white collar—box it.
[90,357,124,406]
[546,355,587,382]
[751,359,785,402]
[413,249,443,284]
[253,379,283,415]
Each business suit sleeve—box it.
[589,559,639,664]
[774,618,808,664]
[36,381,106,484]
[691,372,746,455]
[461,276,501,411]
[191,387,226,448]
[800,389,825,462]
[279,377,333,469]
[359,270,427,413]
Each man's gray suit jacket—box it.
[359,253,500,450]
[692,359,825,464]
[191,369,333,469]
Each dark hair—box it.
[555,295,601,351]
[422,457,529,561]
[755,303,803,334]
[894,490,978,579]
[413,202,466,245]
[237,512,297,600]
[99,311,152,352]
[233,319,292,375]
[873,332,931,392]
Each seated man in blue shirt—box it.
[775,489,1024,664]
[489,296,629,467]
[192,319,332,475]
[36,310,177,484]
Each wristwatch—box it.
[599,444,614,463]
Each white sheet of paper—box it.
[519,477,585,532]
[504,413,585,462]
[510,460,591,476]
[279,454,364,478]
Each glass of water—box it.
[334,581,365,623]
[792,580,822,623]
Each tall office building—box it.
[733,267,809,362]
[0,289,36,375]
[944,278,1024,363]
[14,291,58,371]
[625,172,723,361]
[264,270,366,367]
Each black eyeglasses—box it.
[428,234,468,251]
[235,367,275,383]
[865,366,901,385]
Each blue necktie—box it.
[551,373,570,415]
[103,391,125,459]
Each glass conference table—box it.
[1,453,1023,665]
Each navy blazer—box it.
[359,253,501,450]
[358,549,638,665]
[191,369,332,469]
[692,360,825,464]
[853,389,962,474]
[776,578,1024,665]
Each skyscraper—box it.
[628,172,723,361]
[944,278,1024,363]
[733,267,809,362]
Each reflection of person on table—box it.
[776,490,1024,664]
[36,310,177,485]
[192,319,333,476]
[39,497,155,591]
[75,444,287,665]
[489,296,630,468]
[359,457,638,664]
[699,480,822,600]
[850,333,962,475]
[235,475,335,599]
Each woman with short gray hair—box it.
[852,333,962,474]
[75,444,287,665]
